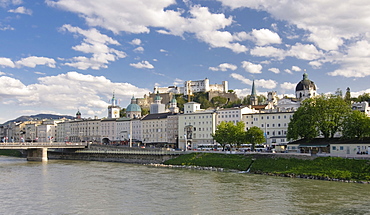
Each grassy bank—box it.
[0,149,23,157]
[164,153,370,182]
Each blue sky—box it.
[1,0,370,123]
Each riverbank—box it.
[0,149,23,157]
[163,153,370,183]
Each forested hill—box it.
[2,114,74,125]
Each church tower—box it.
[295,73,317,100]
[169,97,179,113]
[126,96,142,119]
[76,110,81,119]
[150,92,166,114]
[250,80,258,106]
[108,92,121,119]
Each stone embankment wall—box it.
[48,145,181,164]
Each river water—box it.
[0,156,369,215]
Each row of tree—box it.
[287,95,370,140]
[212,121,265,151]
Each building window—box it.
[332,146,337,150]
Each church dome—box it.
[295,73,316,91]
[126,103,141,112]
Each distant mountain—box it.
[2,114,75,125]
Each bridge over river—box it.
[0,142,88,161]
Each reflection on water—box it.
[0,156,369,215]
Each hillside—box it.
[1,114,74,125]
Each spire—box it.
[111,91,117,106]
[250,80,258,106]
[251,80,257,96]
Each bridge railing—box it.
[0,142,87,147]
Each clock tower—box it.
[108,92,121,119]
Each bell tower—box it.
[108,92,121,119]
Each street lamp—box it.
[184,134,187,151]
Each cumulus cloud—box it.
[133,47,144,53]
[130,38,141,46]
[291,66,301,72]
[230,73,277,89]
[15,56,56,68]
[0,72,150,118]
[209,63,237,71]
[0,57,15,67]
[280,82,296,90]
[284,69,293,74]
[47,1,247,53]
[268,68,280,74]
[241,61,262,74]
[250,46,285,60]
[173,78,183,86]
[8,6,32,15]
[60,24,126,70]
[130,60,154,69]
[328,40,370,77]
[218,0,370,78]
[250,28,282,46]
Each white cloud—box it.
[60,24,126,70]
[47,1,247,53]
[130,60,154,69]
[280,82,296,90]
[209,63,237,71]
[8,6,32,15]
[230,73,252,85]
[230,73,277,89]
[160,49,168,52]
[241,61,262,74]
[288,43,323,61]
[130,38,141,46]
[250,28,282,46]
[133,47,144,53]
[328,40,370,77]
[250,46,286,60]
[255,79,277,89]
[15,56,56,68]
[284,69,292,74]
[0,25,14,31]
[291,66,301,72]
[0,71,6,75]
[0,72,150,118]
[268,68,280,74]
[173,78,183,86]
[218,0,370,77]
[0,57,15,67]
[218,0,370,51]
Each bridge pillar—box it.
[27,148,48,162]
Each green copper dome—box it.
[126,103,141,112]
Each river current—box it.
[0,156,369,215]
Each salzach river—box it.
[0,156,369,215]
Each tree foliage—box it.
[287,95,352,140]
[342,110,370,139]
[244,126,265,151]
[212,122,265,151]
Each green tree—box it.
[141,108,150,116]
[120,108,126,117]
[212,121,234,151]
[210,96,228,108]
[245,126,265,151]
[342,110,370,139]
[344,87,351,103]
[287,104,319,140]
[174,94,187,112]
[287,95,351,140]
[355,93,370,102]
